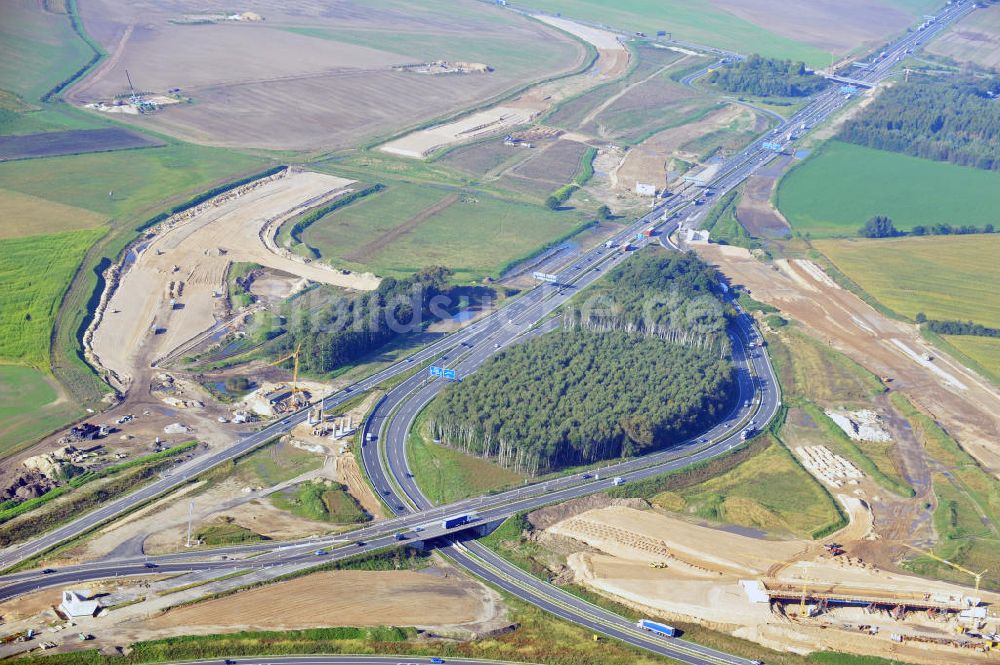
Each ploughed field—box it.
[0,128,164,161]
[69,0,584,151]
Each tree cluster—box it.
[562,248,730,354]
[922,317,1000,338]
[277,266,455,374]
[910,223,995,236]
[859,215,901,238]
[427,329,735,475]
[858,215,996,238]
[707,54,827,97]
[427,249,736,475]
[839,76,1000,169]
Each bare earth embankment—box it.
[91,170,378,389]
[380,15,627,159]
[697,245,1000,476]
[552,505,1000,665]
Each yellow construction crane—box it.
[269,343,303,400]
[902,543,988,594]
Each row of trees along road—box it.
[427,249,737,476]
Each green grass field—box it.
[0,0,93,104]
[300,182,588,281]
[943,335,1000,382]
[525,0,831,65]
[777,141,1000,237]
[815,235,1000,328]
[271,481,370,524]
[230,440,323,488]
[408,411,526,504]
[653,436,845,538]
[0,144,264,225]
[0,366,82,459]
[0,228,104,368]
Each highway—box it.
[0,4,975,663]
[0,0,970,575]
[156,659,533,665]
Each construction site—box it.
[545,504,999,664]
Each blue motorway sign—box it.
[429,366,443,377]
[442,368,457,380]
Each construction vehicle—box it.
[825,543,845,556]
[902,543,988,594]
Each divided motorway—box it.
[0,5,973,664]
[0,0,970,575]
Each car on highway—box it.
[430,659,445,664]
[355,540,366,547]
[42,568,56,574]
[144,562,158,568]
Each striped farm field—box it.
[815,234,1000,329]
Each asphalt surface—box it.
[0,0,969,576]
[0,5,975,664]
[174,659,531,665]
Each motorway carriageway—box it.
[0,6,973,664]
[0,0,970,574]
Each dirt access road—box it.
[380,15,628,159]
[698,245,1000,476]
[91,170,377,390]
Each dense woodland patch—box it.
[707,54,826,97]
[839,76,1000,170]
[277,266,470,374]
[563,249,730,353]
[428,249,735,475]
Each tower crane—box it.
[902,543,988,595]
[269,343,304,407]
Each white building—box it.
[60,590,99,617]
[635,182,657,196]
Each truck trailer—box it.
[637,619,677,637]
[441,513,476,530]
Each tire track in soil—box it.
[344,192,459,263]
